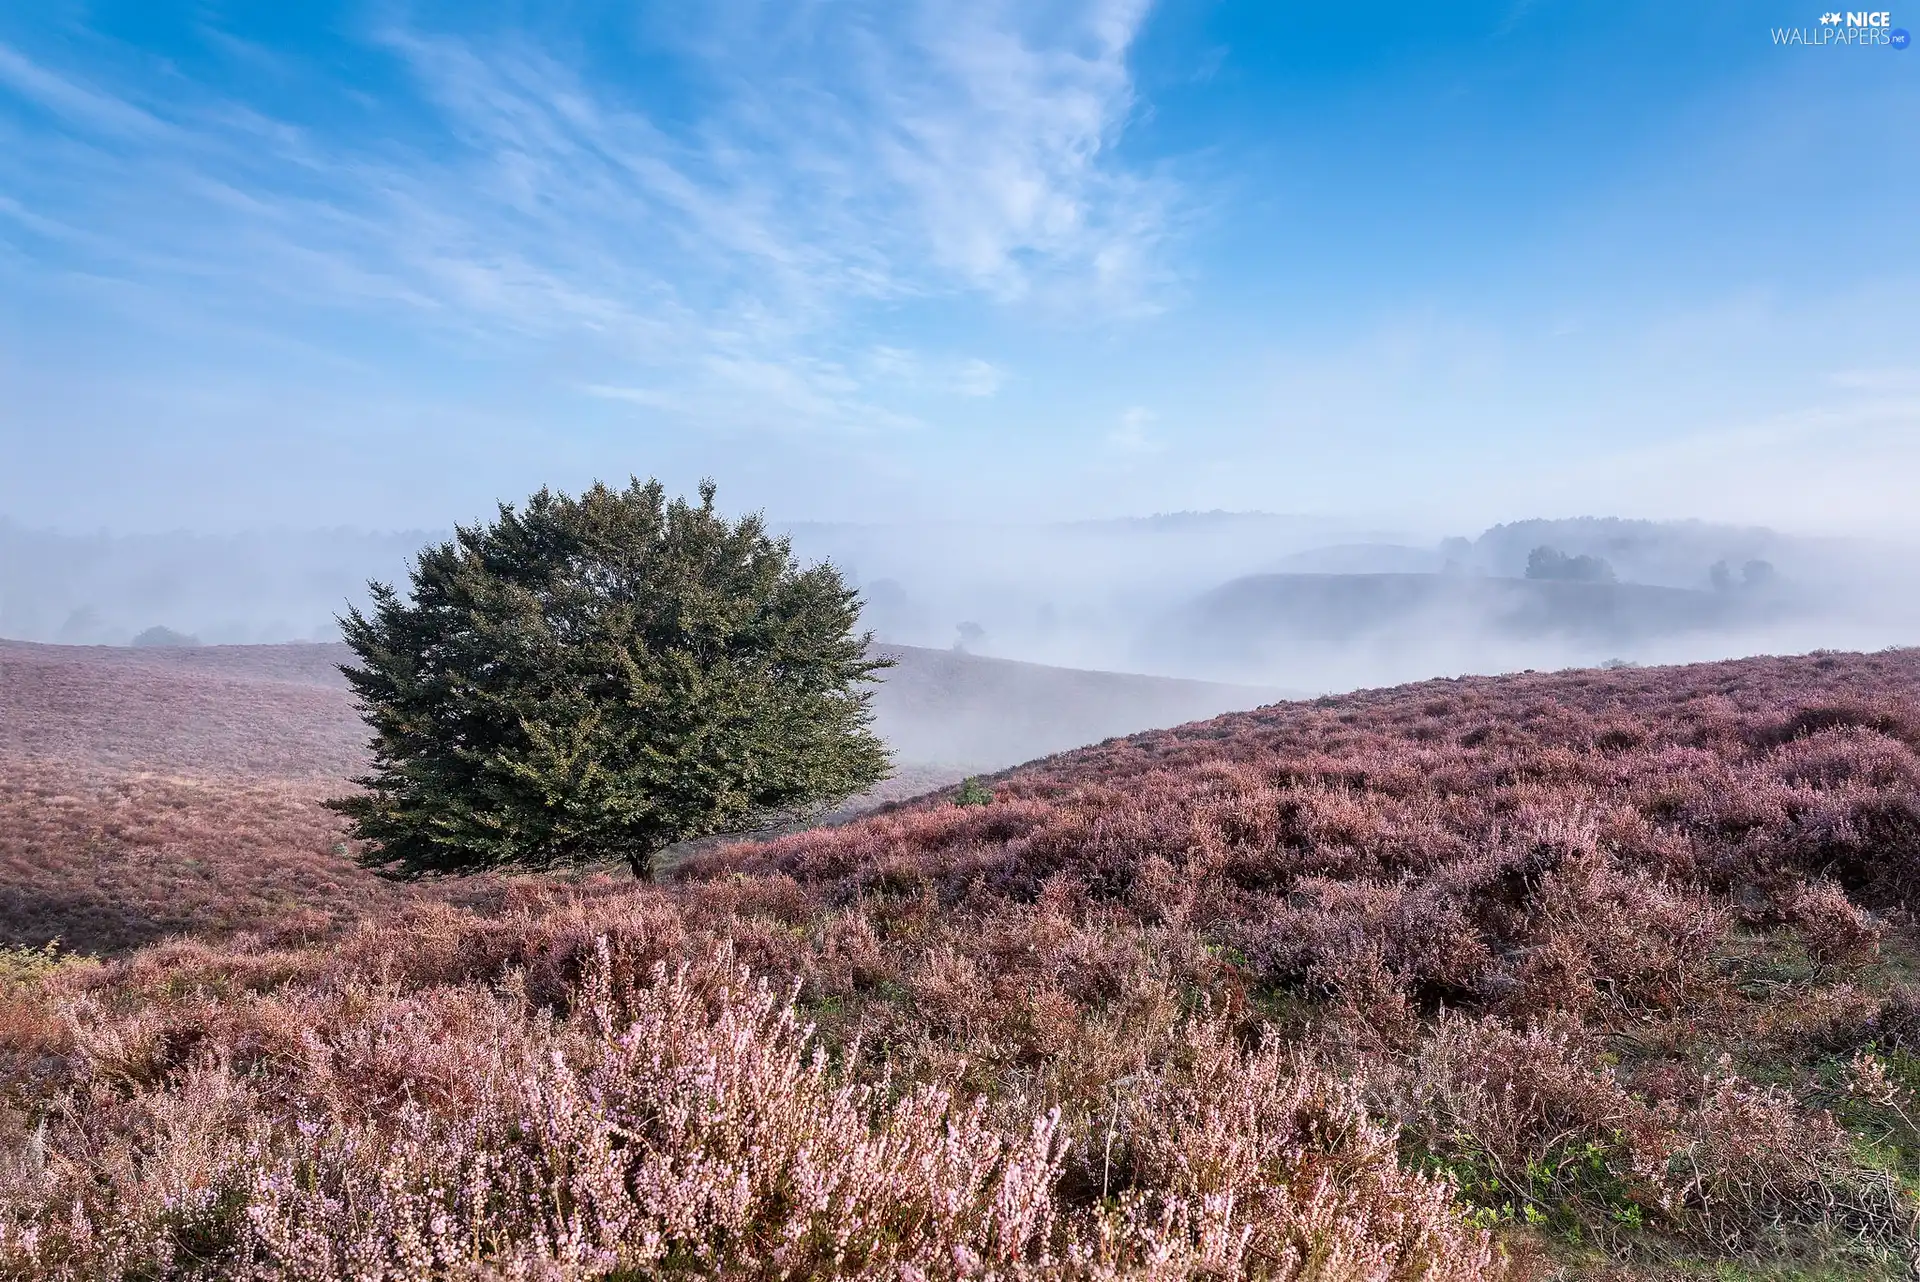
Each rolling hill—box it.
[1148,570,1800,685]
[1184,570,1741,646]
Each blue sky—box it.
[2,0,1916,534]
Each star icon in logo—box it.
[1821,11,1843,22]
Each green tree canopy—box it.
[329,478,892,879]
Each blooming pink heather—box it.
[7,649,1920,1276]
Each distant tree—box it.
[1709,560,1734,592]
[1576,555,1617,583]
[1742,559,1777,590]
[131,625,199,648]
[1525,546,1616,583]
[1525,546,1566,579]
[954,621,987,653]
[329,478,893,880]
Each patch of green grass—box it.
[1691,1259,1912,1282]
[1717,929,1819,998]
[1411,1131,1661,1251]
[0,940,90,987]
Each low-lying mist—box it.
[5,512,1917,699]
[0,520,428,647]
[801,513,1920,693]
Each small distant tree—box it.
[1525,545,1615,583]
[953,777,994,807]
[130,625,200,648]
[1709,560,1734,592]
[954,621,987,653]
[1742,559,1777,589]
[329,478,893,880]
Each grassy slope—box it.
[6,649,1920,1276]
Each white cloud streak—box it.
[0,1,1168,436]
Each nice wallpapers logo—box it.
[1773,9,1911,46]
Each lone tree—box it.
[329,478,892,880]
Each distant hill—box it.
[1266,543,1443,575]
[1194,572,1739,643]
[1465,517,1789,588]
[864,644,1282,768]
[779,513,1415,665]
[1146,571,1798,685]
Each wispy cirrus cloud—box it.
[0,1,1170,437]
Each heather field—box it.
[0,641,421,954]
[0,637,479,959]
[8,649,1920,1276]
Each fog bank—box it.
[4,512,1917,699]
